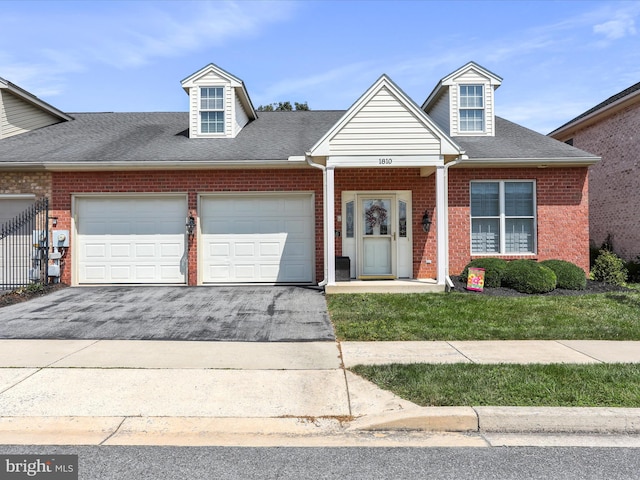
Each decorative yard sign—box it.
[466,267,486,292]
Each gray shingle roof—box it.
[0,111,344,164]
[454,117,598,160]
[0,111,596,166]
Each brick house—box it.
[549,81,640,261]
[0,62,598,292]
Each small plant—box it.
[459,258,508,288]
[625,256,640,283]
[502,259,557,294]
[591,249,628,285]
[540,259,587,290]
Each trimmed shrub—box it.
[502,260,557,294]
[459,258,508,288]
[540,259,587,290]
[591,249,628,285]
[626,256,640,283]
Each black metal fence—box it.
[0,198,49,290]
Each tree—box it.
[256,101,310,111]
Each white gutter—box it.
[305,154,328,287]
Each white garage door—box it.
[76,196,187,284]
[200,194,314,283]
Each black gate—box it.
[0,198,49,290]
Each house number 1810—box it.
[378,158,393,165]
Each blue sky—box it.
[2,0,639,133]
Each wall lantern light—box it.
[186,216,196,236]
[421,211,432,233]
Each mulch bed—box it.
[0,283,68,308]
[449,276,632,297]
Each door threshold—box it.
[358,275,396,281]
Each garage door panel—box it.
[201,194,313,283]
[77,196,186,284]
[111,245,131,257]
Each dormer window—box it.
[459,85,484,132]
[200,87,224,134]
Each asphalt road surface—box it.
[2,445,640,480]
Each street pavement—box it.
[1,339,639,446]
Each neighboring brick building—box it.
[1,62,599,292]
[550,82,640,261]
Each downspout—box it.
[443,156,463,290]
[306,154,328,287]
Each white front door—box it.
[341,191,412,280]
[361,197,394,277]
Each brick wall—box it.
[570,103,640,260]
[335,168,437,278]
[52,169,324,285]
[0,171,52,198]
[49,165,591,285]
[448,167,590,274]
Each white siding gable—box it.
[311,75,461,160]
[330,86,443,156]
[0,90,64,139]
[181,63,255,139]
[422,62,502,138]
[449,67,496,137]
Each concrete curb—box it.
[2,408,640,445]
[348,407,478,432]
[475,407,640,434]
[349,407,640,434]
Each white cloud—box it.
[0,1,295,95]
[593,15,636,40]
[85,1,295,69]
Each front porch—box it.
[324,278,445,294]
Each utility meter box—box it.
[48,265,61,277]
[52,230,70,247]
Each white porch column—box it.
[435,165,447,285]
[326,166,336,285]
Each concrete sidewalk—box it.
[0,339,639,446]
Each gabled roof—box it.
[0,77,72,122]
[0,111,344,169]
[549,81,640,137]
[181,63,257,121]
[309,74,462,157]
[422,61,502,111]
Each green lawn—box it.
[351,363,640,407]
[328,290,640,341]
[332,287,640,408]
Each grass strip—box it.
[351,363,640,407]
[328,291,640,341]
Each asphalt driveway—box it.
[0,286,335,342]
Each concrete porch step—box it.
[325,279,445,294]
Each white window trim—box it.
[459,84,485,133]
[198,86,225,135]
[469,180,537,255]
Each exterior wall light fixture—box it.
[421,211,432,233]
[186,216,196,236]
